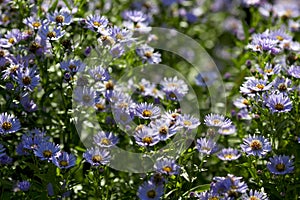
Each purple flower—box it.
[241,189,269,200]
[137,180,164,200]
[0,29,22,48]
[136,44,161,64]
[135,102,161,120]
[20,94,37,112]
[0,113,21,135]
[48,8,72,26]
[83,147,111,166]
[150,118,177,141]
[178,114,200,130]
[267,155,294,175]
[217,148,241,161]
[110,43,125,58]
[288,65,300,78]
[39,25,65,41]
[0,154,13,164]
[265,93,292,113]
[211,174,248,196]
[134,126,160,147]
[204,113,232,128]
[74,86,96,107]
[240,135,271,157]
[154,157,180,175]
[123,10,149,23]
[85,14,109,32]
[160,76,189,101]
[16,67,40,91]
[272,77,293,94]
[109,26,134,45]
[52,151,77,169]
[233,97,250,109]
[34,142,60,161]
[60,59,85,73]
[195,71,218,87]
[23,16,45,30]
[196,138,218,155]
[16,181,31,192]
[93,131,119,148]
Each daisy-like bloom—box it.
[247,33,281,54]
[217,148,241,161]
[195,71,218,87]
[136,44,161,64]
[0,154,13,164]
[0,29,22,48]
[60,59,85,74]
[161,109,181,128]
[113,108,134,126]
[109,26,134,46]
[150,118,177,141]
[154,157,180,175]
[240,135,271,157]
[20,94,38,112]
[16,181,31,192]
[48,8,72,26]
[288,19,300,32]
[212,174,248,197]
[256,63,281,77]
[23,16,46,30]
[265,93,292,113]
[204,113,232,128]
[241,189,269,200]
[287,65,300,78]
[94,96,106,112]
[93,131,119,148]
[34,142,60,161]
[39,25,65,41]
[97,80,115,99]
[83,147,111,166]
[89,65,110,82]
[178,114,200,130]
[110,43,125,58]
[160,76,188,101]
[197,190,221,200]
[267,155,294,175]
[218,125,236,135]
[0,113,21,135]
[74,86,96,107]
[123,10,149,23]
[135,102,161,120]
[143,83,164,99]
[52,151,77,169]
[137,180,164,200]
[272,77,293,94]
[196,138,218,155]
[16,67,40,91]
[244,78,273,92]
[134,126,160,147]
[85,14,109,32]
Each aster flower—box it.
[123,10,149,23]
[0,112,21,135]
[240,135,271,157]
[218,125,236,135]
[48,8,72,26]
[196,138,218,155]
[195,71,218,87]
[287,65,300,78]
[136,44,161,64]
[93,131,119,148]
[94,96,107,112]
[143,83,164,99]
[23,16,45,30]
[52,151,77,169]
[85,14,109,32]
[20,94,38,112]
[272,77,293,94]
[197,190,221,200]
[110,43,125,58]
[74,86,96,107]
[178,114,200,130]
[60,59,85,74]
[137,180,164,200]
[39,25,65,41]
[34,142,60,161]
[265,93,292,113]
[244,78,273,92]
[217,148,241,161]
[89,65,110,82]
[154,157,180,175]
[135,102,161,120]
[247,33,281,54]
[97,80,115,99]
[16,67,40,91]
[267,155,294,175]
[160,76,189,101]
[16,181,31,192]
[109,26,134,45]
[257,63,281,77]
[134,126,160,147]
[204,113,232,128]
[83,147,111,166]
[241,189,269,200]
[0,29,22,48]
[0,154,13,164]
[150,118,177,141]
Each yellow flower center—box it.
[8,38,15,44]
[47,31,56,38]
[101,138,111,145]
[32,21,41,28]
[276,35,284,41]
[92,155,103,163]
[95,103,105,111]
[147,190,156,198]
[43,150,52,158]
[93,21,101,27]
[2,121,12,130]
[276,163,285,172]
[142,110,152,117]
[162,166,172,173]
[105,81,114,90]
[249,196,259,200]
[183,120,192,126]
[55,15,64,23]
[275,103,284,111]
[22,76,32,85]
[256,84,264,90]
[144,51,153,58]
[142,136,153,144]
[224,154,233,159]
[59,160,69,167]
[159,126,168,135]
[250,140,262,150]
